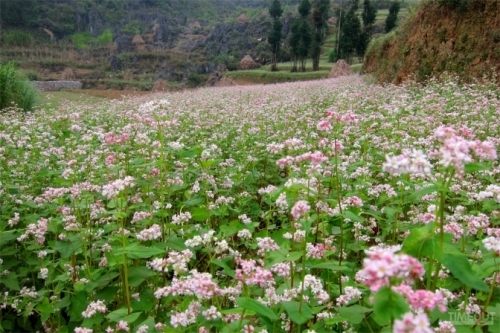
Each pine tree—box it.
[385,1,400,33]
[310,0,330,71]
[289,0,312,72]
[361,0,376,28]
[338,6,361,62]
[297,19,312,72]
[268,0,284,71]
[289,20,301,72]
[358,0,377,57]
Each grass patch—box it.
[225,70,330,84]
[38,91,106,110]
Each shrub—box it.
[97,29,113,46]
[19,69,42,81]
[3,30,34,47]
[0,62,37,112]
[71,32,93,50]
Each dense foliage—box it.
[385,1,401,33]
[0,76,499,332]
[0,62,37,112]
[268,0,284,71]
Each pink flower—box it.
[291,200,310,220]
[393,312,433,333]
[105,155,115,165]
[82,300,107,318]
[235,259,275,288]
[357,247,425,292]
[317,119,333,132]
[116,320,129,332]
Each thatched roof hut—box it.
[216,77,236,87]
[239,55,260,70]
[329,60,354,78]
[62,67,77,80]
[132,35,145,45]
[237,13,249,24]
[152,79,168,92]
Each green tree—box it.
[310,0,330,71]
[289,20,301,72]
[268,0,284,71]
[0,62,37,112]
[297,19,312,72]
[290,0,312,72]
[358,0,377,57]
[298,0,311,17]
[338,6,361,62]
[385,1,400,33]
[362,0,377,27]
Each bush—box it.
[3,30,34,47]
[0,62,37,112]
[71,32,93,50]
[97,29,113,46]
[19,69,42,81]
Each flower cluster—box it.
[356,247,425,292]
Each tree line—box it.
[267,0,401,71]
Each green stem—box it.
[474,271,498,328]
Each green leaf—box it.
[266,249,302,268]
[184,197,204,206]
[70,291,88,321]
[373,286,410,326]
[127,266,155,287]
[236,297,279,321]
[281,301,314,325]
[131,289,155,312]
[124,245,165,259]
[342,211,364,223]
[409,185,437,201]
[106,307,136,322]
[0,272,20,291]
[35,297,54,323]
[191,207,210,222]
[164,237,187,251]
[337,305,372,324]
[401,223,435,258]
[464,162,489,173]
[220,320,250,333]
[94,287,120,303]
[53,239,82,258]
[436,248,489,292]
[0,231,19,246]
[220,307,254,316]
[310,262,350,272]
[220,223,239,237]
[211,259,235,278]
[81,314,103,328]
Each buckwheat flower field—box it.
[1,76,499,333]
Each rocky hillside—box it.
[0,0,301,88]
[363,0,500,84]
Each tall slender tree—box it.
[338,4,361,62]
[289,0,312,72]
[310,0,330,71]
[361,0,376,28]
[289,20,301,72]
[385,1,400,33]
[358,0,377,56]
[268,0,283,71]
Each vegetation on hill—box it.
[363,0,500,83]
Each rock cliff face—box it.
[363,0,500,84]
